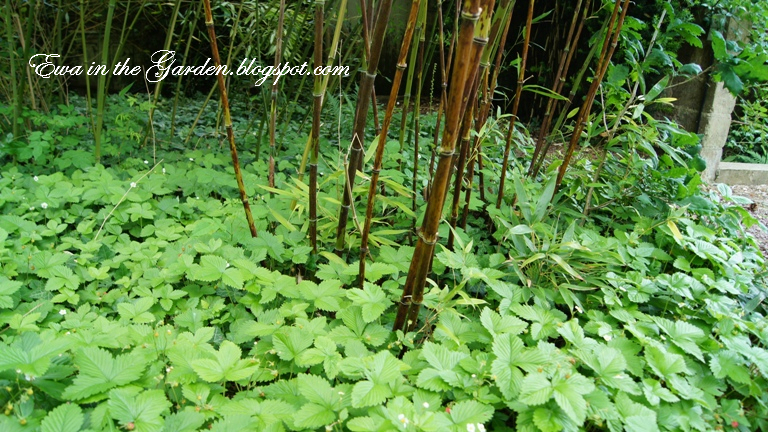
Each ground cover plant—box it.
[2,0,768,431]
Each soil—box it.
[715,184,768,258]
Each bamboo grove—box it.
[3,0,634,333]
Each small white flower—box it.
[33,176,38,181]
[226,262,230,268]
[338,391,344,396]
[41,202,48,209]
[24,374,32,381]
[397,414,409,425]
[603,334,612,341]
[467,424,476,432]
[575,305,583,313]
[29,207,34,211]
[422,402,429,409]
[189,157,194,161]
[65,331,70,335]
[471,374,477,378]
[678,302,685,308]
[144,160,149,164]
[15,369,21,374]
[660,335,666,341]
[325,426,333,432]
[59,309,67,315]
[130,182,136,188]
[478,424,486,432]
[162,168,166,174]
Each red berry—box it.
[445,407,451,414]
[732,421,739,428]
[126,422,135,431]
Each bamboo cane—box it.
[202,0,258,238]
[334,0,395,256]
[4,0,20,138]
[460,0,514,226]
[269,0,287,189]
[309,0,324,253]
[555,0,630,190]
[496,0,534,208]
[359,0,423,285]
[93,0,116,164]
[394,0,487,333]
[447,3,495,248]
[411,1,428,234]
[528,0,589,178]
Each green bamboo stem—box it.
[202,0,258,238]
[426,0,453,198]
[4,0,20,138]
[359,0,423,285]
[269,0,287,189]
[556,0,631,190]
[93,0,116,164]
[334,0,395,256]
[397,6,424,171]
[309,0,324,253]
[496,0,534,208]
[394,0,487,333]
[78,0,94,135]
[411,1,428,234]
[170,2,202,143]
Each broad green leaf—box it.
[294,403,336,429]
[351,380,390,408]
[519,373,553,406]
[347,283,392,323]
[108,388,170,432]
[41,403,83,432]
[449,400,494,426]
[552,373,594,424]
[63,347,149,400]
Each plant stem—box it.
[202,0,258,238]
[359,0,423,285]
[334,0,395,257]
[496,0,534,208]
[394,0,487,333]
[309,0,324,253]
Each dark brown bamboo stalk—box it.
[411,1,428,233]
[461,0,515,224]
[496,0,534,209]
[529,0,588,177]
[269,0,287,189]
[447,3,494,248]
[394,0,487,333]
[334,0,395,256]
[309,0,324,253]
[427,0,458,198]
[555,0,630,190]
[202,0,257,238]
[359,0,423,285]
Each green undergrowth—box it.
[1,95,768,432]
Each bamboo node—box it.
[461,9,482,21]
[439,149,455,157]
[473,37,489,46]
[396,63,407,70]
[312,92,324,97]
[365,71,377,79]
[417,229,437,246]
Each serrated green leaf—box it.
[63,347,148,400]
[41,403,84,432]
[519,373,553,405]
[351,380,390,408]
[294,403,336,429]
[552,373,594,424]
[449,400,494,426]
[108,388,170,432]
